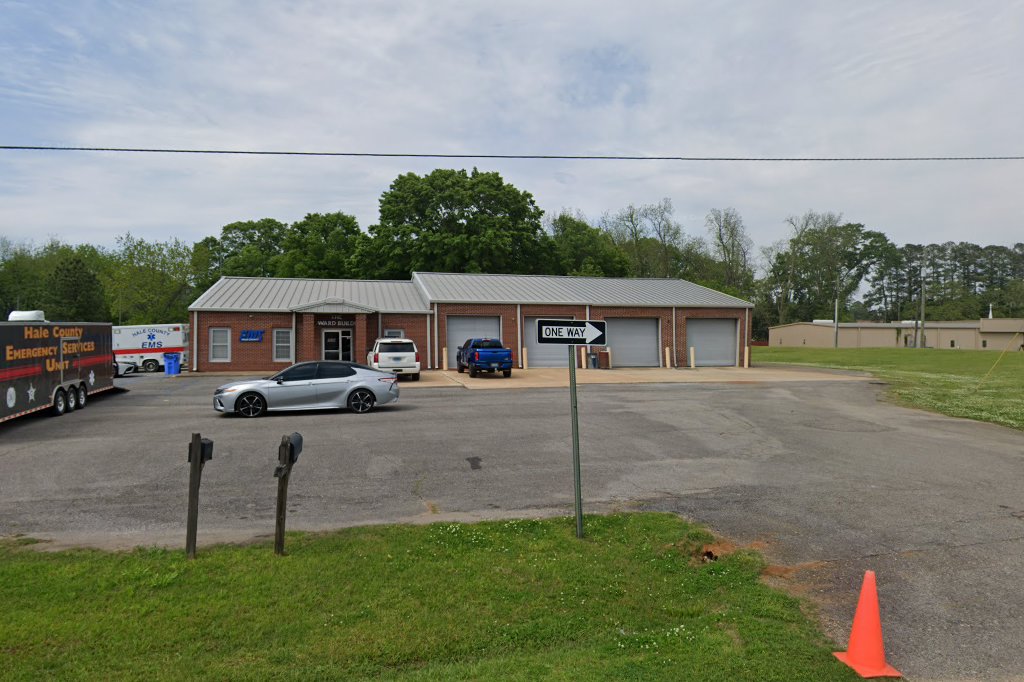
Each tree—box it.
[218,218,289,277]
[365,168,547,278]
[705,207,754,291]
[44,253,110,321]
[547,211,629,277]
[602,199,687,279]
[275,212,368,279]
[104,234,195,324]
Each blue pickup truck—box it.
[456,338,513,378]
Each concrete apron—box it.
[437,366,872,390]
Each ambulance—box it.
[112,324,190,372]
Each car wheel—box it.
[503,369,512,378]
[77,385,87,408]
[348,389,375,414]
[143,359,159,373]
[236,392,266,418]
[52,389,67,416]
[411,373,420,382]
[469,365,478,378]
[457,362,464,374]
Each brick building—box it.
[187,272,754,372]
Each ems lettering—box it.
[23,326,50,340]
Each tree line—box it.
[2,168,1022,339]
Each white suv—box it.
[366,338,421,380]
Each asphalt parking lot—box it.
[2,369,1023,680]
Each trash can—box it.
[598,351,611,369]
[587,351,599,369]
[163,352,181,376]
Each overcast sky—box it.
[2,1,1023,260]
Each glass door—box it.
[323,330,353,361]
[323,331,341,360]
[340,330,352,361]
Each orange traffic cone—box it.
[834,570,902,678]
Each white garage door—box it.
[606,318,659,367]
[524,316,573,367]
[687,318,738,367]
[447,316,501,369]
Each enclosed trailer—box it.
[1,319,114,423]
[113,324,189,372]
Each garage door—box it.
[446,316,501,369]
[606,318,659,367]
[524,316,573,367]
[687,318,737,367]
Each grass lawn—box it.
[0,513,861,681]
[754,346,1024,430]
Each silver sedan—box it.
[213,361,399,417]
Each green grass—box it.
[754,346,1024,430]
[0,514,860,681]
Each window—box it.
[210,328,230,362]
[317,363,356,379]
[378,341,416,353]
[273,329,292,362]
[276,363,317,382]
[384,329,404,338]
[950,340,956,348]
[982,340,988,348]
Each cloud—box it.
[1,0,1023,254]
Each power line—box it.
[2,145,1024,162]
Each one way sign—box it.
[536,319,607,346]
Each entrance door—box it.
[323,330,353,361]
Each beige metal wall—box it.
[931,327,980,350]
[980,332,1024,351]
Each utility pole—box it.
[918,263,926,348]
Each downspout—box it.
[378,314,382,339]
[192,311,198,371]
[292,312,296,362]
[671,307,677,368]
[433,303,439,369]
[516,304,522,368]
[745,307,750,367]
[426,312,431,369]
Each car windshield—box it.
[475,339,504,349]
[379,342,415,353]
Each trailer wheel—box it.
[65,386,78,412]
[77,384,87,408]
[52,389,67,416]
[143,359,159,373]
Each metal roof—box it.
[412,272,753,308]
[190,272,753,313]
[188,277,431,313]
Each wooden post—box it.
[522,346,529,370]
[274,436,292,556]
[185,432,211,560]
[442,347,448,371]
[744,346,750,368]
[664,346,671,368]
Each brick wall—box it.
[381,313,432,368]
[195,312,295,372]
[194,304,752,371]
[676,307,751,367]
[437,304,519,367]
